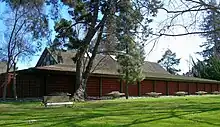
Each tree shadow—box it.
[0,99,220,126]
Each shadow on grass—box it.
[0,98,220,127]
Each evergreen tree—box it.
[199,0,220,59]
[115,1,145,99]
[192,57,220,81]
[158,49,181,75]
[52,0,162,101]
[116,36,145,99]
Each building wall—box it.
[102,78,120,96]
[46,74,74,96]
[1,71,220,98]
[0,73,13,98]
[141,80,153,95]
[168,81,178,95]
[87,77,100,97]
[16,74,43,97]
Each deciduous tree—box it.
[0,0,48,100]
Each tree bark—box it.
[13,64,17,100]
[2,75,7,100]
[73,24,105,101]
[125,83,129,99]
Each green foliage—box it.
[49,0,162,100]
[192,57,220,81]
[0,0,49,65]
[116,38,145,85]
[199,1,220,59]
[158,49,181,75]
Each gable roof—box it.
[32,48,220,84]
[35,48,169,74]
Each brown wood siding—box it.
[86,77,100,97]
[128,84,138,96]
[46,75,73,95]
[0,73,13,98]
[155,81,166,95]
[205,84,212,93]
[189,83,197,94]
[102,78,120,96]
[16,74,42,97]
[168,82,178,95]
[179,82,188,92]
[198,83,205,91]
[218,84,220,91]
[141,80,153,95]
[212,84,218,91]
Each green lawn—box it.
[1,95,220,127]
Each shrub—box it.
[212,91,220,95]
[146,92,162,98]
[195,91,207,95]
[107,91,125,99]
[175,91,188,96]
[49,92,71,96]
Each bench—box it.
[43,95,73,107]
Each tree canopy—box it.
[158,49,181,75]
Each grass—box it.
[1,95,220,127]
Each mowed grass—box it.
[1,96,220,127]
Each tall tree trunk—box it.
[2,63,10,100]
[13,63,17,100]
[73,25,104,101]
[125,83,129,99]
[73,50,85,101]
[2,74,8,100]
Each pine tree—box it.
[116,1,146,99]
[158,49,181,75]
[116,37,145,99]
[199,0,220,59]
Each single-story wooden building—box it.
[1,48,220,98]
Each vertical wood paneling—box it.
[189,83,197,94]
[212,84,218,91]
[128,84,138,96]
[179,82,188,92]
[155,81,166,95]
[197,83,205,91]
[86,77,100,97]
[102,78,120,96]
[168,82,178,95]
[141,80,153,95]
[205,84,212,93]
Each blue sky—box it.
[0,1,206,73]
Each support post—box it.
[177,82,180,91]
[138,81,141,96]
[196,83,198,92]
[99,77,102,97]
[153,80,156,92]
[166,81,169,95]
[188,83,190,95]
[120,79,123,93]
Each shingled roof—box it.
[32,48,220,83]
[35,48,169,74]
